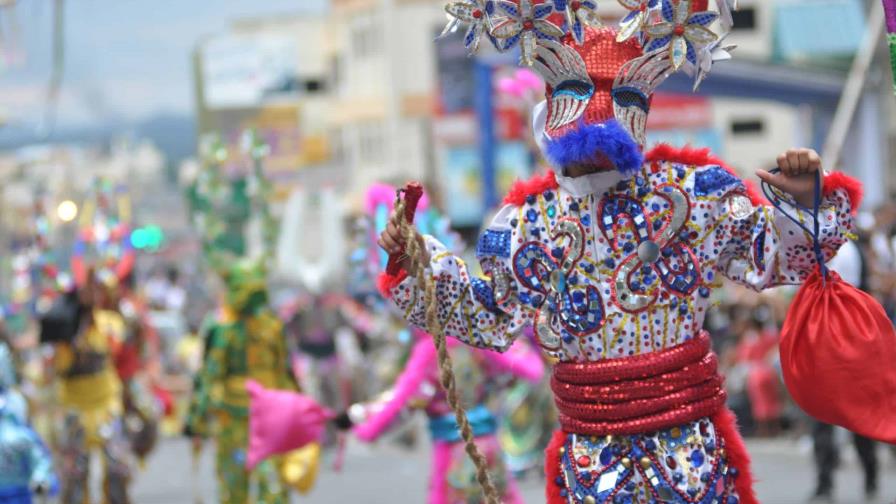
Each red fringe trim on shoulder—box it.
[376,270,407,300]
[712,407,760,504]
[503,171,559,206]
[646,144,716,167]
[544,429,568,504]
[646,143,767,206]
[823,171,863,215]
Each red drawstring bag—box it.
[765,173,896,443]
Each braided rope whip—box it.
[394,197,500,504]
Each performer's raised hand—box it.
[756,148,824,208]
[377,209,428,275]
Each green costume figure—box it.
[185,260,297,504]
[185,132,303,503]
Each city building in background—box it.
[328,0,446,198]
[189,0,894,218]
[193,14,333,198]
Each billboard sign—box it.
[202,33,298,109]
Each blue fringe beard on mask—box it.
[544,119,644,175]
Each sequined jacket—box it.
[387,149,856,362]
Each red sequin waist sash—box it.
[551,332,727,436]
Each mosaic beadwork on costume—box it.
[693,167,743,198]
[553,420,740,503]
[477,229,513,258]
[388,159,854,361]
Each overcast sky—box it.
[0,0,327,130]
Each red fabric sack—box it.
[767,170,896,443]
[779,268,896,443]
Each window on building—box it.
[731,7,757,30]
[351,17,383,59]
[329,55,342,90]
[730,119,765,135]
[304,79,324,93]
[358,123,385,163]
[331,129,346,165]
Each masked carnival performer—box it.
[79,184,163,468]
[378,1,863,502]
[46,179,141,504]
[185,132,313,503]
[0,336,58,504]
[45,274,131,504]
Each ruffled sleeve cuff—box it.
[377,269,408,299]
[822,171,863,215]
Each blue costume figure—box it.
[0,341,58,504]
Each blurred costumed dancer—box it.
[185,260,299,504]
[276,183,355,431]
[74,181,164,467]
[50,275,132,504]
[185,133,315,503]
[498,326,558,476]
[378,1,863,502]
[49,179,141,504]
[342,329,544,504]
[0,339,57,504]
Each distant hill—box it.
[0,114,197,165]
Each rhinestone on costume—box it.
[476,229,513,258]
[565,0,602,44]
[727,193,753,220]
[491,0,564,66]
[612,49,674,145]
[617,0,661,42]
[637,240,660,263]
[442,1,497,53]
[533,40,595,130]
[643,0,720,70]
[694,166,743,196]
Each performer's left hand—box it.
[333,411,353,431]
[756,148,824,208]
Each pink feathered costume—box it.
[350,330,544,504]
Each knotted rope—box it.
[394,197,500,504]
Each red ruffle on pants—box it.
[543,409,758,504]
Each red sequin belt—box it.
[551,332,727,435]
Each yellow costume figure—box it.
[54,306,131,504]
[186,260,299,504]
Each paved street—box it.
[125,434,896,504]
